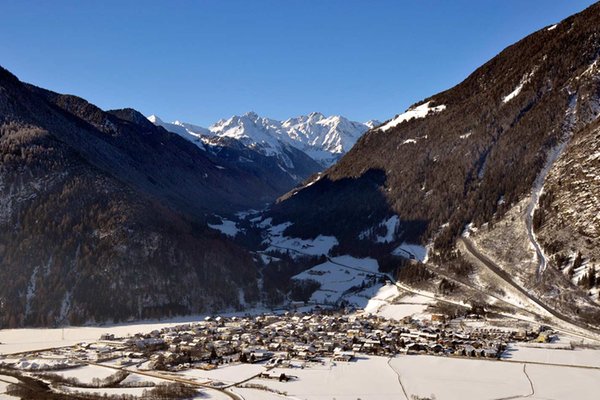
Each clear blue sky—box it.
[0,0,596,126]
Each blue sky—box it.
[0,0,595,126]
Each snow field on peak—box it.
[148,112,372,165]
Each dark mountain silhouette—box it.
[0,67,268,327]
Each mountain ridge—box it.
[0,67,270,327]
[148,111,378,167]
[268,2,600,327]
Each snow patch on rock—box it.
[379,101,447,132]
[502,69,536,103]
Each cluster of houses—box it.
[85,312,549,371]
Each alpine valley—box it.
[0,1,599,344]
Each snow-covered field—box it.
[249,356,405,400]
[175,363,266,385]
[526,363,600,400]
[262,220,339,258]
[392,243,428,262]
[54,364,117,384]
[364,284,399,313]
[230,387,289,400]
[374,300,429,321]
[365,285,432,321]
[119,372,168,386]
[292,256,381,305]
[394,356,536,400]
[363,281,441,321]
[0,324,180,355]
[244,354,600,400]
[208,218,239,237]
[505,343,600,368]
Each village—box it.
[28,309,550,373]
[2,306,595,400]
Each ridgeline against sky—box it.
[0,0,595,125]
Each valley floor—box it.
[218,351,600,400]
[3,351,599,400]
[2,316,600,400]
[2,264,600,400]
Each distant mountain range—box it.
[0,65,377,328]
[148,112,379,167]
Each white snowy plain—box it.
[243,354,600,400]
[262,220,338,258]
[292,256,380,305]
[207,218,239,237]
[364,284,432,320]
[0,307,276,355]
[175,363,265,385]
[54,364,117,384]
[253,356,404,400]
[504,343,600,368]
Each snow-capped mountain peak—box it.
[148,114,209,140]
[279,113,371,162]
[365,120,382,129]
[244,111,259,119]
[148,111,373,166]
[147,114,163,124]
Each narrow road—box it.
[493,364,534,400]
[86,361,243,400]
[522,364,535,397]
[270,239,600,342]
[460,237,600,337]
[386,357,409,400]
